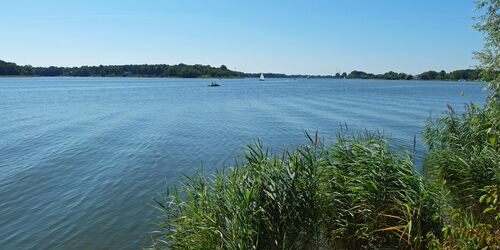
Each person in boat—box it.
[209,81,220,87]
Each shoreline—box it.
[0,75,484,82]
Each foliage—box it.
[0,60,243,78]
[419,71,439,81]
[343,69,486,81]
[34,63,243,78]
[0,60,21,75]
[426,186,499,249]
[347,70,376,79]
[152,136,324,249]
[0,60,33,75]
[151,133,441,249]
[342,69,486,81]
[321,133,440,249]
[423,103,499,210]
[474,0,500,99]
[1,58,487,81]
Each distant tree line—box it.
[0,59,489,81]
[342,69,483,81]
[344,70,414,80]
[0,60,34,75]
[418,69,480,81]
[244,69,485,81]
[0,60,243,78]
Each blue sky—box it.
[0,0,483,75]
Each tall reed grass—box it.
[423,101,499,249]
[151,133,442,249]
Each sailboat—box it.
[259,73,265,81]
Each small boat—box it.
[259,73,265,81]
[208,81,220,87]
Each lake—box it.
[0,77,487,249]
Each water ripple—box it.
[0,77,487,249]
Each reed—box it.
[422,100,499,249]
[151,132,441,249]
[321,132,441,249]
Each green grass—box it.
[151,133,444,249]
[423,103,499,210]
[422,100,499,249]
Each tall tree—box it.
[474,0,499,99]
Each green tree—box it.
[474,0,500,98]
[420,70,438,80]
[436,70,447,80]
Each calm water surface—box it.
[0,77,487,249]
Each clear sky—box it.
[0,0,483,75]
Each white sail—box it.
[259,73,265,81]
